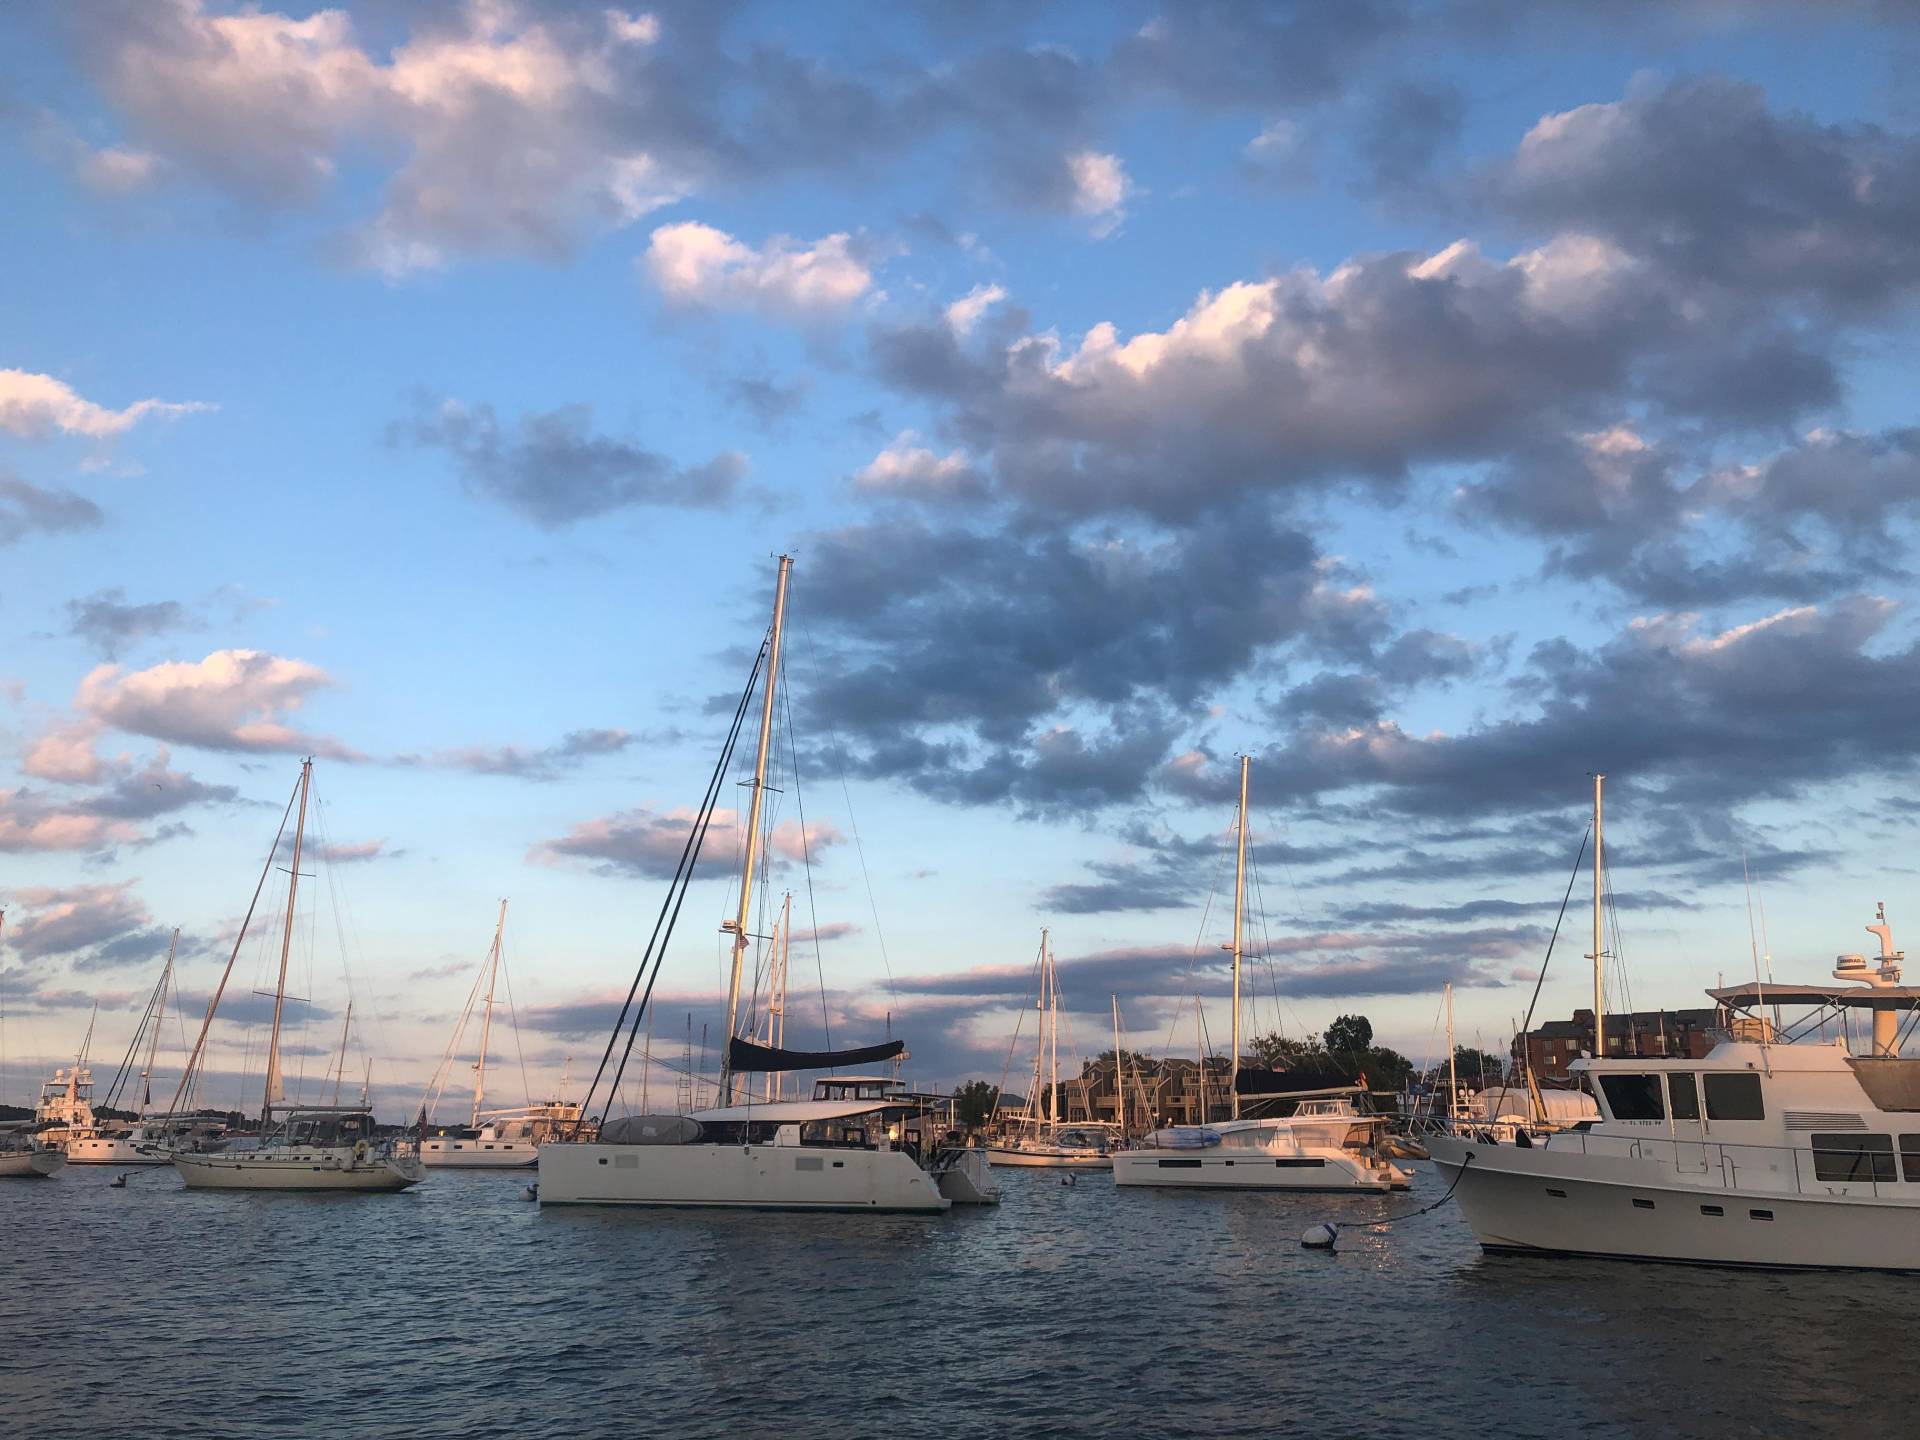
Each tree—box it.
[953,1080,999,1130]
[1324,1014,1374,1055]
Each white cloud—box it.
[643,221,873,318]
[853,433,987,503]
[1065,150,1132,236]
[75,649,360,758]
[0,369,211,440]
[943,283,1007,336]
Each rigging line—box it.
[600,646,765,1120]
[1516,822,1593,1067]
[497,919,533,1108]
[778,661,835,1050]
[795,609,896,996]
[573,639,765,1132]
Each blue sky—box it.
[3,1,1919,1117]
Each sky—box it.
[3,1,1919,1120]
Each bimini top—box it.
[690,1098,909,1124]
[1709,982,1920,1009]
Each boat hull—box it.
[1112,1149,1405,1191]
[66,1136,170,1166]
[420,1139,539,1169]
[537,1141,950,1212]
[1429,1133,1920,1270]
[172,1148,425,1192]
[983,1146,1111,1169]
[0,1150,66,1178]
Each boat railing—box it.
[1509,1128,1920,1202]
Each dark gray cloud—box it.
[65,588,192,657]
[1,474,103,545]
[1480,74,1920,313]
[394,400,747,527]
[397,727,632,781]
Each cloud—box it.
[1481,74,1920,312]
[643,221,874,318]
[66,588,194,657]
[75,649,359,758]
[851,433,988,504]
[0,368,210,440]
[397,727,632,781]
[0,475,104,546]
[532,806,841,879]
[396,398,746,527]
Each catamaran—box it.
[1111,756,1413,1193]
[167,759,425,1192]
[1430,777,1920,1269]
[537,555,988,1212]
[985,930,1115,1169]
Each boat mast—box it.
[1229,755,1249,1123]
[720,554,792,1102]
[473,898,507,1127]
[262,757,312,1129]
[1590,772,1606,1061]
[139,930,178,1120]
[330,1000,352,1106]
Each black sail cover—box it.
[725,1037,906,1072]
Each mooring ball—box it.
[1300,1223,1338,1250]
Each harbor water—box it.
[3,1162,1909,1438]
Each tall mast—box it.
[473,899,507,1127]
[263,757,312,1129]
[1591,772,1606,1060]
[330,999,352,1106]
[1229,755,1249,1122]
[1445,982,1458,1119]
[1046,930,1058,1127]
[721,554,793,1101]
[139,930,178,1120]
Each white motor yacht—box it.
[1432,904,1920,1270]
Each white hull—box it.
[0,1150,66,1178]
[173,1147,425,1192]
[66,1135,170,1166]
[1430,1133,1920,1270]
[421,1138,539,1169]
[538,1141,950,1212]
[983,1146,1111,1169]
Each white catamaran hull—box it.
[420,1138,539,1169]
[983,1146,1111,1169]
[1112,1149,1404,1191]
[1429,1133,1920,1270]
[538,1141,950,1212]
[0,1150,66,1178]
[66,1135,170,1166]
[172,1148,425,1192]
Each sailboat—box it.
[421,901,580,1168]
[67,932,184,1165]
[168,759,426,1192]
[984,930,1113,1169]
[1111,756,1413,1192]
[1,909,66,1178]
[537,555,972,1212]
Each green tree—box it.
[1324,1013,1374,1055]
[953,1080,999,1130]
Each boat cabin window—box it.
[1811,1134,1896,1183]
[1901,1135,1920,1183]
[1703,1073,1765,1122]
[1599,1074,1664,1121]
[1667,1073,1700,1121]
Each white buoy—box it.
[1300,1222,1338,1250]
